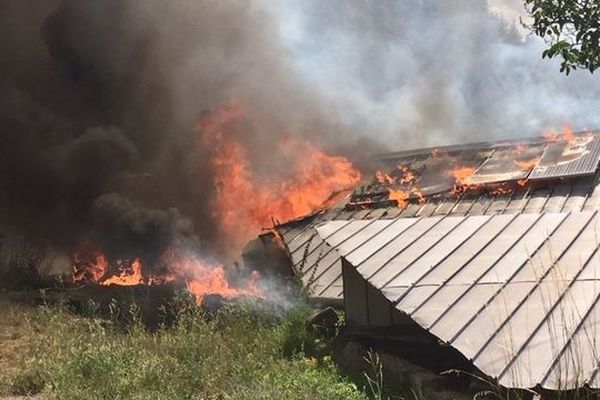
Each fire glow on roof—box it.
[349,130,600,210]
[275,130,600,303]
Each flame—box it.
[397,164,417,185]
[186,270,261,304]
[449,166,476,186]
[375,166,416,186]
[72,252,108,283]
[513,157,540,171]
[101,259,145,286]
[447,166,477,196]
[388,189,409,208]
[73,253,176,287]
[376,170,396,185]
[72,248,262,303]
[488,183,514,196]
[412,187,426,204]
[387,186,425,208]
[200,98,361,250]
[159,249,261,303]
[543,125,576,143]
[71,96,358,302]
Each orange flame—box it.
[489,183,514,196]
[387,186,425,208]
[159,249,261,303]
[543,125,576,143]
[186,270,261,304]
[72,252,108,283]
[513,157,540,171]
[72,248,262,303]
[397,164,417,185]
[388,189,409,208]
[73,253,176,287]
[200,98,361,250]
[101,259,144,286]
[449,166,476,186]
[376,170,396,185]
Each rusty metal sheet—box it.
[529,133,600,180]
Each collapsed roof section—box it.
[272,131,600,301]
[316,212,600,390]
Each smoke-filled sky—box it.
[273,0,600,148]
[0,0,598,263]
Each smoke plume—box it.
[0,0,354,263]
[1,0,599,265]
[275,0,600,148]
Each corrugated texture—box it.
[317,212,600,390]
[467,146,543,185]
[278,176,600,300]
[276,133,600,302]
[529,133,600,180]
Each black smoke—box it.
[0,0,368,267]
[4,0,597,269]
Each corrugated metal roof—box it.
[467,145,544,185]
[316,212,600,390]
[529,132,600,180]
[278,176,600,301]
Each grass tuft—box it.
[1,295,366,400]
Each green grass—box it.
[1,294,366,400]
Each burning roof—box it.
[264,129,600,390]
[272,129,600,301]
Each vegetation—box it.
[525,0,600,74]
[0,292,366,400]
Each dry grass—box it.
[0,293,37,394]
[0,290,366,400]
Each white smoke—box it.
[271,0,600,148]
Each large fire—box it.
[199,97,362,250]
[72,248,261,303]
[371,126,592,208]
[71,97,362,303]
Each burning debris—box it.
[200,98,362,251]
[349,127,600,210]
[0,1,372,305]
[71,247,262,304]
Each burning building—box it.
[255,129,600,390]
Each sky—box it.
[269,0,600,148]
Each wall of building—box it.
[342,258,409,327]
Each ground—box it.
[0,289,369,400]
[0,293,37,399]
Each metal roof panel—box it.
[529,133,600,180]
[318,212,600,389]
